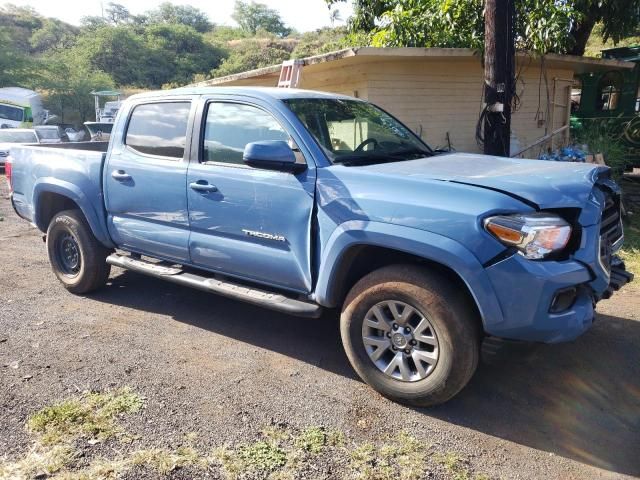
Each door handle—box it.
[190,181,218,193]
[111,170,131,181]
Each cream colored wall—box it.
[365,58,573,154]
[215,62,369,99]
[299,62,369,99]
[510,66,574,156]
[366,59,482,151]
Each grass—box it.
[0,444,77,479]
[620,207,640,276]
[1,388,143,480]
[434,452,491,480]
[51,447,208,480]
[349,432,427,480]
[27,387,143,446]
[0,389,490,480]
[294,426,344,454]
[129,446,207,474]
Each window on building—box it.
[571,77,582,113]
[596,71,623,111]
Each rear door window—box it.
[125,102,190,159]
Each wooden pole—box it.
[483,0,515,157]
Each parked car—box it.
[34,125,70,144]
[6,87,633,406]
[0,87,48,128]
[0,128,38,169]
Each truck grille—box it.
[599,189,623,271]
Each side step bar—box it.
[106,254,322,318]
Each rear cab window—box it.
[125,102,191,159]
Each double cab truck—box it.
[6,87,633,406]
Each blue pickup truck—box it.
[6,87,633,406]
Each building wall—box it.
[364,57,573,155]
[300,62,369,100]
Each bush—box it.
[572,118,631,179]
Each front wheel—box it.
[46,209,111,294]
[340,265,480,407]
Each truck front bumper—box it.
[483,253,633,343]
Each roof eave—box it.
[194,47,635,87]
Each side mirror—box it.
[243,140,306,173]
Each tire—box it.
[46,209,111,294]
[340,264,480,407]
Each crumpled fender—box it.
[32,178,115,248]
[314,220,504,328]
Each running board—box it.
[106,254,322,318]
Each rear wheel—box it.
[47,209,111,294]
[340,264,480,407]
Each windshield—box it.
[0,130,37,143]
[283,98,433,165]
[0,104,25,122]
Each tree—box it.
[144,23,225,86]
[332,0,391,32]
[291,27,353,58]
[569,0,640,55]
[70,25,149,86]
[145,2,212,33]
[0,27,31,86]
[0,4,44,53]
[212,39,292,77]
[329,8,342,27]
[80,15,108,30]
[232,1,291,37]
[326,0,640,55]
[105,2,132,25]
[36,50,115,123]
[369,0,485,50]
[30,19,78,53]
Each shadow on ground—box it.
[92,270,640,477]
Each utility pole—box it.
[483,0,515,157]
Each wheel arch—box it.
[314,221,505,330]
[33,179,114,248]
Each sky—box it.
[6,0,353,32]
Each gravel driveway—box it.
[1,180,639,480]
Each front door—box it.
[187,99,315,293]
[105,100,194,263]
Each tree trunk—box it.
[568,5,600,56]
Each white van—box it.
[0,87,48,128]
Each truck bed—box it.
[9,143,110,244]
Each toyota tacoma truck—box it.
[6,87,633,406]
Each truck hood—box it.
[357,152,607,209]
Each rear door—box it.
[186,97,316,293]
[104,99,195,262]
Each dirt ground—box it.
[1,179,639,480]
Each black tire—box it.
[340,264,480,407]
[46,209,111,294]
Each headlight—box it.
[484,212,572,260]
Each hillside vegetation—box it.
[2,1,638,126]
[0,1,357,124]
